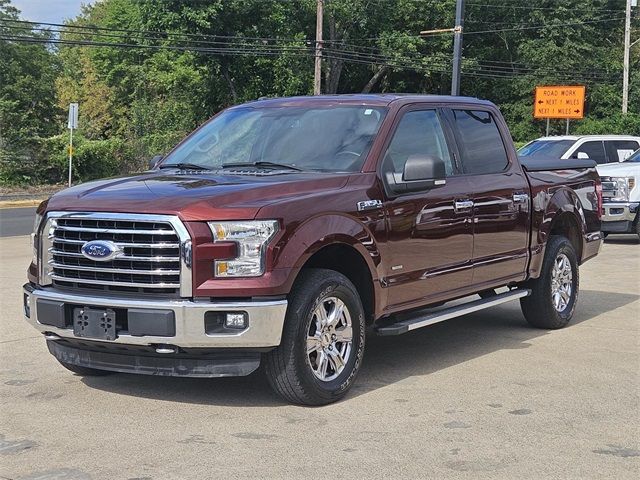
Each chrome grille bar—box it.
[52,237,180,248]
[54,226,177,235]
[48,262,181,275]
[48,249,180,262]
[49,274,181,289]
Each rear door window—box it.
[572,141,606,163]
[449,109,509,174]
[605,140,639,162]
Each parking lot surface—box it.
[1,234,638,479]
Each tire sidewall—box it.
[290,274,365,401]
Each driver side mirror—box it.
[386,154,447,195]
[576,152,590,159]
[148,154,163,170]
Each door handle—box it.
[512,193,529,204]
[454,200,474,212]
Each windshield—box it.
[161,105,387,172]
[624,149,640,162]
[518,139,574,158]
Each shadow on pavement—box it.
[603,234,639,245]
[81,288,638,407]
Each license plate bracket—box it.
[73,307,117,341]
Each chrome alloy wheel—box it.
[551,253,573,312]
[306,297,353,382]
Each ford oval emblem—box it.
[80,240,122,262]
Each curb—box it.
[0,199,45,209]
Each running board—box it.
[376,289,531,336]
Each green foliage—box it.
[1,0,639,186]
[0,0,60,150]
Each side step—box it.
[376,289,531,336]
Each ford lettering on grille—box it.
[81,240,122,261]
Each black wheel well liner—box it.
[549,211,583,263]
[300,244,375,324]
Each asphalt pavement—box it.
[0,207,37,237]
[0,235,638,479]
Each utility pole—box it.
[623,0,632,114]
[67,103,78,187]
[314,0,324,95]
[451,0,465,96]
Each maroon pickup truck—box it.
[25,95,603,405]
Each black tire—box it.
[57,360,113,376]
[520,235,579,329]
[265,268,366,406]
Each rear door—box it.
[381,106,473,310]
[445,108,530,287]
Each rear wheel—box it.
[57,360,113,376]
[520,235,579,329]
[265,268,365,405]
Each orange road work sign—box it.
[534,85,585,119]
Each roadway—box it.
[0,207,37,237]
[0,234,638,479]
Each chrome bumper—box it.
[23,284,287,348]
[602,202,639,223]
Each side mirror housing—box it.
[386,154,447,195]
[576,152,590,159]
[148,155,163,170]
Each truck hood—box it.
[45,170,351,221]
[596,162,640,178]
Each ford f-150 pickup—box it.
[24,95,603,405]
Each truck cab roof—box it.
[240,94,495,109]
[534,135,640,142]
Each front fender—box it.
[274,213,381,283]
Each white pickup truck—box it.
[597,149,640,239]
[519,135,640,164]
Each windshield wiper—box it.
[158,162,211,171]
[221,161,302,171]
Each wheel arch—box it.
[530,186,587,278]
[297,242,377,324]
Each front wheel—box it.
[265,268,365,405]
[520,235,579,329]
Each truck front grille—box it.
[40,213,192,297]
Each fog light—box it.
[23,293,31,318]
[225,312,247,329]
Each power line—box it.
[0,32,621,82]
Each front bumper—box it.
[23,284,288,349]
[601,202,639,232]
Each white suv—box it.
[597,149,640,239]
[519,135,640,164]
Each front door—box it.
[381,107,474,312]
[445,108,530,287]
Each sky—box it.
[12,0,94,24]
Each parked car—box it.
[519,135,640,164]
[597,148,640,239]
[24,95,602,405]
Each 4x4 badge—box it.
[357,200,382,212]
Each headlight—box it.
[31,212,44,265]
[606,176,634,202]
[208,220,278,277]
